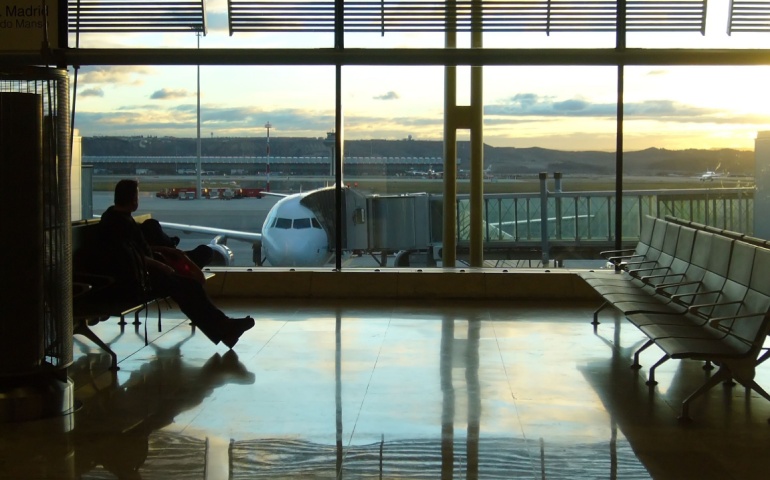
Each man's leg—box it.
[149,272,228,344]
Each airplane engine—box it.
[207,239,235,266]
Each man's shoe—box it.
[221,316,255,349]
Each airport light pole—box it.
[265,121,272,192]
[194,25,203,199]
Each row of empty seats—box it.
[579,216,770,421]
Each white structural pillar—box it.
[265,121,272,192]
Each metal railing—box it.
[449,185,754,263]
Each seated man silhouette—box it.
[96,179,253,349]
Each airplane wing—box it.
[259,191,290,199]
[159,221,262,244]
[476,215,593,241]
[498,214,592,227]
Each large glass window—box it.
[78,66,335,268]
[480,66,618,268]
[341,66,444,268]
[622,65,768,236]
[66,0,770,271]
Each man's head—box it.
[114,179,139,211]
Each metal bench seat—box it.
[611,234,737,318]
[584,229,721,324]
[618,238,751,369]
[598,215,660,269]
[653,308,770,421]
[581,216,770,420]
[634,242,770,419]
[588,227,696,300]
[621,221,682,277]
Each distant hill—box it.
[82,136,754,176]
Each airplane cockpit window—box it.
[275,218,292,229]
[293,218,311,229]
[312,218,322,229]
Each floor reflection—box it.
[226,310,648,479]
[72,340,253,479]
[3,300,769,479]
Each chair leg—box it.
[73,322,119,371]
[755,349,770,367]
[592,301,610,326]
[741,378,770,404]
[632,339,654,370]
[679,366,730,421]
[646,354,670,386]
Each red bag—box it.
[159,249,205,285]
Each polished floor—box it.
[2,298,770,479]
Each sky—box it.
[69,0,770,152]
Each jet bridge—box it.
[364,193,433,260]
[300,188,434,264]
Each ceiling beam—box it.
[2,47,770,68]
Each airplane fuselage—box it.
[260,193,331,267]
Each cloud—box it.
[373,91,400,100]
[150,88,192,100]
[79,88,104,98]
[72,104,336,138]
[485,93,725,121]
[76,66,155,87]
[486,93,612,117]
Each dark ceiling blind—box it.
[226,1,707,35]
[69,0,207,34]
[728,0,770,34]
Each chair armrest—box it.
[625,259,656,267]
[601,248,636,257]
[654,279,699,293]
[631,266,669,276]
[688,300,742,315]
[606,253,644,264]
[708,311,768,328]
[642,272,683,283]
[73,271,116,295]
[72,282,93,299]
[74,271,114,284]
[671,289,720,301]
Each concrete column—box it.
[468,0,484,268]
[0,93,45,375]
[755,132,770,240]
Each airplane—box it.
[404,167,443,179]
[458,167,493,179]
[699,163,722,181]
[159,187,335,268]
